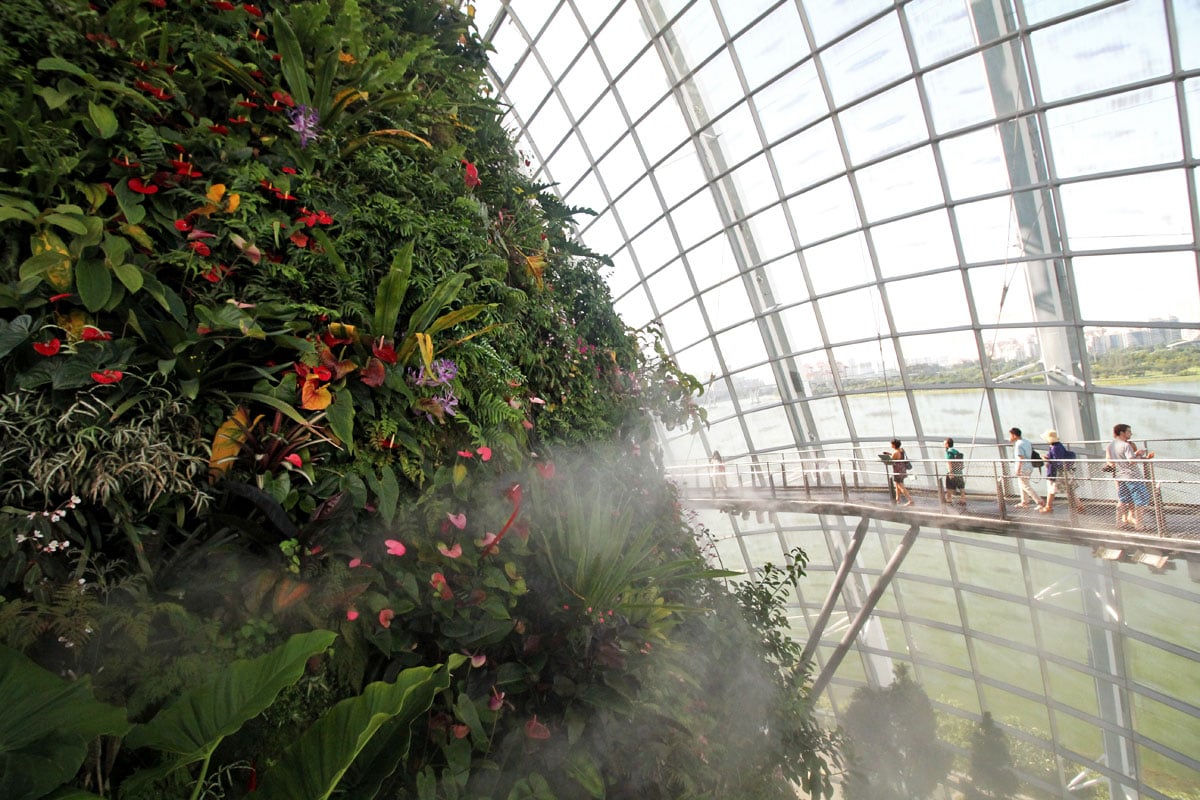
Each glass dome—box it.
[473,1,1200,798]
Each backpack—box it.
[1030,449,1044,470]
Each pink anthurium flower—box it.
[438,542,463,559]
[349,557,363,568]
[346,608,359,621]
[465,652,486,668]
[384,539,407,556]
[446,512,466,530]
[378,608,394,628]
[283,453,303,468]
[524,715,551,740]
[476,446,492,461]
[431,572,453,600]
[457,449,474,458]
[536,461,555,479]
[489,687,505,711]
[529,396,545,405]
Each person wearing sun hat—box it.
[1041,429,1083,514]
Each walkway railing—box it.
[669,453,1200,546]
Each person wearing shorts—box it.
[943,438,966,507]
[1104,423,1154,531]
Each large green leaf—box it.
[255,658,459,800]
[0,645,130,800]
[372,241,413,337]
[0,315,32,360]
[403,272,467,339]
[124,630,335,766]
[272,11,312,107]
[326,388,355,454]
[75,258,112,312]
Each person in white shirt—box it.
[1104,423,1154,530]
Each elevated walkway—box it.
[669,454,1200,562]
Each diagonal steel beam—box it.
[800,517,871,669]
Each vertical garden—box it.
[0,1,838,797]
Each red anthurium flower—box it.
[283,453,302,468]
[430,572,453,600]
[170,160,202,178]
[457,450,474,458]
[385,539,406,556]
[312,365,333,382]
[49,293,72,303]
[236,100,259,109]
[228,115,249,125]
[242,3,263,16]
[289,231,309,248]
[524,716,551,740]
[130,59,151,71]
[175,218,194,232]
[133,79,155,93]
[81,327,112,341]
[201,264,231,283]
[536,461,556,479]
[112,155,140,168]
[462,159,480,189]
[263,102,285,112]
[272,91,295,108]
[249,28,268,42]
[188,241,211,257]
[128,177,158,194]
[211,0,235,8]
[359,358,385,387]
[208,124,229,135]
[371,337,397,364]
[281,166,298,174]
[91,369,123,384]
[148,0,166,9]
[33,338,61,356]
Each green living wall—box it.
[0,1,838,798]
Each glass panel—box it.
[909,623,971,672]
[615,47,673,122]
[872,209,959,278]
[1188,78,1200,156]
[715,319,769,371]
[487,15,528,81]
[537,5,587,77]
[887,272,972,333]
[691,50,745,118]
[686,234,742,292]
[763,256,810,306]
[575,0,616,31]
[950,542,1022,594]
[923,50,1001,136]
[637,98,689,167]
[1121,574,1200,652]
[674,337,721,386]
[701,278,753,330]
[803,0,892,46]
[1072,253,1200,325]
[744,205,794,263]
[1180,0,1200,70]
[823,12,910,108]
[614,177,664,239]
[559,49,607,123]
[990,387,1055,441]
[671,191,725,250]
[709,103,766,170]
[916,664,981,713]
[855,146,945,222]
[896,581,959,624]
[779,302,825,354]
[806,231,874,295]
[1047,85,1182,179]
[666,0,724,64]
[809,396,852,440]
[939,126,1012,201]
[840,80,929,164]
[955,196,1024,266]
[735,363,782,412]
[845,390,915,439]
[819,286,887,344]
[789,176,862,245]
[1093,388,1200,446]
[902,331,980,377]
[974,640,1042,690]
[744,405,796,450]
[1031,0,1170,104]
[772,118,845,194]
[1060,171,1194,251]
[735,4,810,90]
[655,143,708,209]
[754,60,827,142]
[964,592,1036,645]
[613,283,654,328]
[1127,637,1198,700]
[659,298,708,349]
[730,156,780,215]
[594,3,650,76]
[911,387,990,444]
[631,220,679,276]
[545,133,590,191]
[505,61,552,122]
[596,133,645,195]
[904,0,979,67]
[1027,561,1085,614]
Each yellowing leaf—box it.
[33,229,72,290]
[525,253,545,289]
[415,332,433,371]
[334,87,368,106]
[209,407,254,482]
[365,128,433,149]
[453,462,468,486]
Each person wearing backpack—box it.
[1008,427,1044,509]
[943,437,967,508]
[1041,429,1083,514]
[889,438,914,507]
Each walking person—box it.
[710,450,728,491]
[1041,430,1083,514]
[1008,427,1044,509]
[1104,423,1154,530]
[943,438,966,508]
[890,438,913,506]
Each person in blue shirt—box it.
[1041,429,1083,514]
